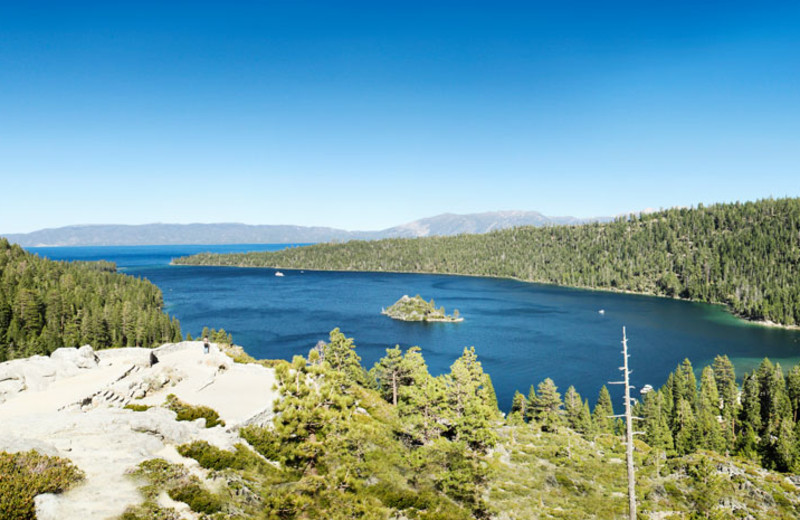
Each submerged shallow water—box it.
[30,244,800,411]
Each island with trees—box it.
[382,294,462,322]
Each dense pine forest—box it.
[515,354,800,475]
[0,238,182,360]
[176,198,800,326]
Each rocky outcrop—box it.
[0,345,100,403]
[0,341,278,519]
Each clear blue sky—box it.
[1,1,798,233]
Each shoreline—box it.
[171,261,800,332]
[381,310,464,323]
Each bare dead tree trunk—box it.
[610,326,637,520]
[622,328,637,520]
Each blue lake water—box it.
[28,244,800,412]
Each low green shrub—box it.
[118,502,181,520]
[0,450,84,520]
[218,343,257,364]
[177,441,262,471]
[366,481,468,518]
[129,458,186,498]
[164,394,225,428]
[168,482,223,514]
[123,403,151,412]
[128,457,224,515]
[239,425,281,461]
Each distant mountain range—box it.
[3,211,609,247]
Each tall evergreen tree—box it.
[592,386,615,435]
[755,359,791,438]
[674,398,697,455]
[443,347,499,451]
[524,385,537,423]
[271,354,356,472]
[563,385,591,433]
[532,378,563,432]
[696,366,724,452]
[508,390,528,424]
[371,345,405,405]
[786,363,800,423]
[322,328,370,388]
[642,391,673,475]
[712,355,738,450]
[675,358,698,406]
[579,399,594,436]
[740,372,762,436]
[712,355,738,414]
[764,418,797,472]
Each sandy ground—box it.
[0,342,278,520]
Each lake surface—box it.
[29,244,800,412]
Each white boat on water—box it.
[275,271,284,277]
[598,309,605,315]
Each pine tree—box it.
[509,390,528,419]
[563,385,590,433]
[696,366,724,452]
[271,354,356,472]
[532,378,563,432]
[688,455,727,519]
[765,418,797,472]
[642,391,673,475]
[674,398,697,455]
[579,399,594,436]
[712,355,738,415]
[712,355,738,450]
[483,372,501,418]
[395,346,447,444]
[322,328,370,387]
[786,363,800,422]
[443,347,499,451]
[676,358,698,406]
[371,345,404,405]
[524,385,537,424]
[740,372,762,435]
[736,425,759,462]
[756,359,792,438]
[593,386,615,434]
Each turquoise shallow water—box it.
[29,244,800,411]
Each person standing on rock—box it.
[203,337,210,354]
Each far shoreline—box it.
[170,260,800,333]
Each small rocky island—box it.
[382,295,463,322]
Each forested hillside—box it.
[116,331,800,519]
[0,238,181,360]
[176,198,800,326]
